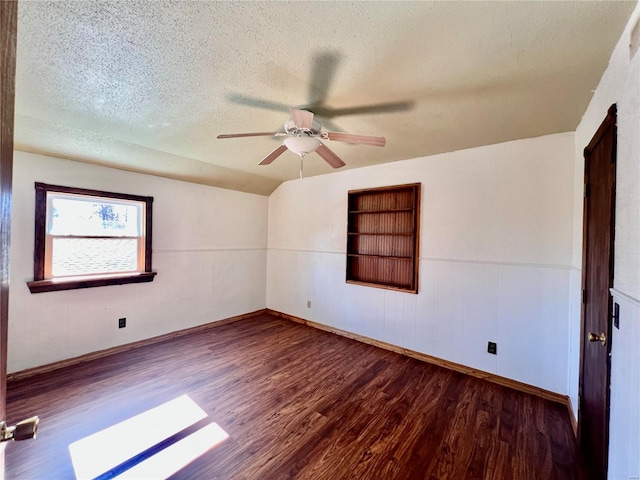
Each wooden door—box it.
[0,1,18,475]
[579,105,617,480]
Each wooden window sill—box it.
[27,272,157,293]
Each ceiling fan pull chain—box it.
[299,155,304,180]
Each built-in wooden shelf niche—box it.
[346,183,421,293]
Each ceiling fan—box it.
[226,51,414,134]
[217,108,386,177]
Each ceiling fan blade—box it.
[308,51,341,106]
[217,132,283,139]
[322,101,415,118]
[318,117,344,133]
[259,144,288,165]
[225,93,290,113]
[290,108,314,130]
[316,144,346,168]
[325,131,386,147]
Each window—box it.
[346,183,420,293]
[27,183,156,293]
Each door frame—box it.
[1,0,18,419]
[0,1,18,475]
[578,104,617,478]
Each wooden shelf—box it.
[348,208,414,213]
[346,183,421,294]
[347,232,414,236]
[347,254,412,260]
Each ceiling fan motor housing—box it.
[284,116,322,136]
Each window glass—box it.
[51,238,138,277]
[48,195,141,237]
[46,193,144,278]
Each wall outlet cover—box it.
[487,341,497,355]
[118,318,126,328]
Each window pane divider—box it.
[48,235,141,240]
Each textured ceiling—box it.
[15,1,636,195]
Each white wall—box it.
[608,291,640,480]
[8,151,268,373]
[267,132,575,394]
[573,3,640,478]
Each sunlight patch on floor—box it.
[115,421,229,479]
[68,394,227,479]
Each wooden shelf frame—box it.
[346,183,421,293]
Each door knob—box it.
[588,332,607,346]
[0,416,39,442]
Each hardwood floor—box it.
[5,313,583,479]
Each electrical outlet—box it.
[487,341,497,355]
[613,302,620,329]
[307,300,311,309]
[118,317,126,329]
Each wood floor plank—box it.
[426,377,481,479]
[464,382,502,479]
[5,313,583,479]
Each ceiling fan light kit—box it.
[283,136,322,156]
[217,108,386,177]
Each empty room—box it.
[1,1,639,479]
